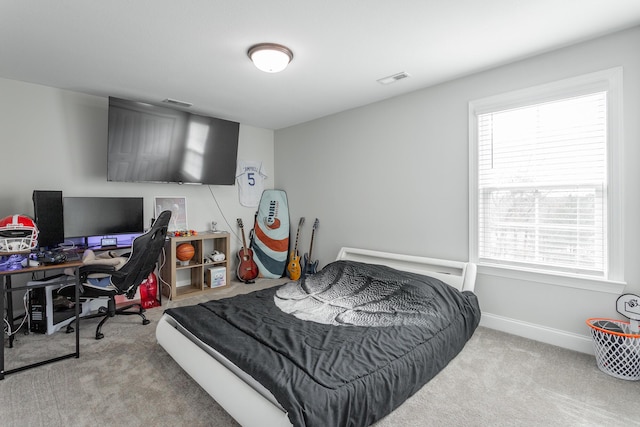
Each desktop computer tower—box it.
[29,287,47,333]
[32,190,64,250]
[29,287,51,334]
[28,283,86,335]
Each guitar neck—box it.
[240,229,249,254]
[307,230,315,260]
[237,219,250,255]
[293,229,301,254]
[307,219,319,261]
[292,219,304,255]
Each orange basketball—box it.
[176,243,195,261]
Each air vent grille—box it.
[377,72,411,85]
[162,98,193,108]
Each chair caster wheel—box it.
[142,319,150,325]
[66,326,74,333]
[98,307,107,314]
[95,332,104,340]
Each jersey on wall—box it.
[251,190,290,278]
[235,160,267,207]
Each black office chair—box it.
[60,210,171,339]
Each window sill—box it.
[477,263,626,295]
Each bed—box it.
[156,247,480,427]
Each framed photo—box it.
[155,197,188,231]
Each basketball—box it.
[176,243,195,262]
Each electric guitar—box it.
[236,218,259,283]
[286,217,305,280]
[302,218,319,276]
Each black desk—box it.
[1,258,82,380]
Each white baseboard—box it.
[480,313,595,355]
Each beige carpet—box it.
[2,278,639,427]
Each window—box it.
[469,68,623,282]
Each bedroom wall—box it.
[274,25,640,353]
[0,77,274,258]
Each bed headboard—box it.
[336,247,477,293]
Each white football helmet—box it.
[0,214,39,252]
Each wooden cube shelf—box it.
[160,232,230,300]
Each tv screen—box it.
[63,197,144,238]
[107,97,239,185]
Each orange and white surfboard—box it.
[251,190,290,278]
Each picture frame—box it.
[155,197,188,231]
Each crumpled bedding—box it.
[275,260,462,327]
[164,260,481,427]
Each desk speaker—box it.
[33,190,64,250]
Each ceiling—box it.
[1,1,640,130]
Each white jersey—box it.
[235,160,267,207]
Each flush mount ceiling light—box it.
[248,43,293,73]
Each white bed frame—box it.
[156,247,477,427]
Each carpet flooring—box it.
[2,278,639,427]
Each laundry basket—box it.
[586,318,640,381]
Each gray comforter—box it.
[164,260,481,427]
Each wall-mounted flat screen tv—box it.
[107,97,240,185]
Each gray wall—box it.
[274,26,640,353]
[0,77,275,257]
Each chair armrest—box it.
[79,264,115,275]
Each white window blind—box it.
[476,92,607,276]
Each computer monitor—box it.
[63,197,144,241]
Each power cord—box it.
[157,247,172,300]
[57,240,78,250]
[207,185,244,245]
[3,316,11,336]
[3,290,30,337]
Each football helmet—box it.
[0,214,39,252]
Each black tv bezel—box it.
[106,96,240,186]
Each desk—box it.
[1,258,82,380]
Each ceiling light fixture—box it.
[248,43,293,73]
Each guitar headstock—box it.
[237,218,244,229]
[313,218,319,229]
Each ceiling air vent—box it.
[162,98,193,108]
[377,72,411,85]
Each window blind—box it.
[477,92,607,276]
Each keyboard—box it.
[63,251,81,261]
